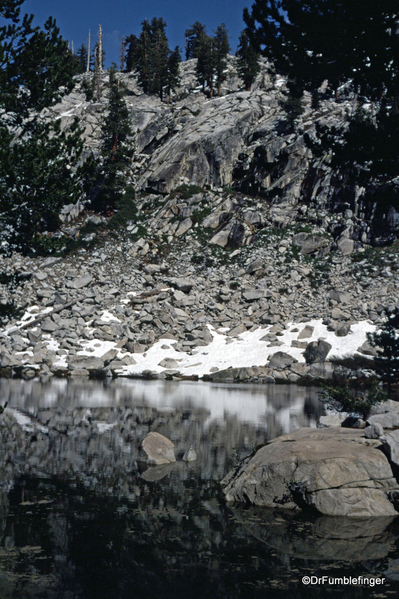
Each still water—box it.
[0,379,398,598]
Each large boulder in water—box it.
[222,427,399,517]
[141,432,176,465]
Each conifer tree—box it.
[195,31,213,94]
[236,30,260,91]
[149,17,169,99]
[368,310,399,392]
[213,24,230,96]
[3,14,78,115]
[92,67,134,213]
[164,46,181,103]
[243,0,399,103]
[131,18,180,100]
[0,0,86,254]
[126,33,139,72]
[76,44,88,74]
[136,19,152,93]
[185,21,206,60]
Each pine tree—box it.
[0,118,85,253]
[243,0,399,103]
[164,46,181,103]
[92,67,134,213]
[76,44,88,74]
[367,310,399,392]
[131,18,179,100]
[195,31,213,94]
[126,34,139,72]
[236,30,260,91]
[185,21,206,60]
[149,17,169,99]
[0,1,87,254]
[11,16,79,113]
[213,24,230,96]
[136,19,152,93]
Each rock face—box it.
[141,432,176,465]
[222,427,399,517]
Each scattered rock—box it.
[141,432,176,465]
[304,340,332,364]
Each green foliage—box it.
[8,16,79,114]
[0,117,85,254]
[236,30,260,91]
[169,184,203,199]
[106,186,137,230]
[213,24,230,96]
[367,309,399,391]
[195,23,230,96]
[0,3,86,256]
[185,21,207,60]
[75,44,88,74]
[244,0,399,102]
[128,18,181,100]
[91,67,134,213]
[319,382,387,420]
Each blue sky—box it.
[22,0,252,66]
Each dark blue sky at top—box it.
[22,0,253,66]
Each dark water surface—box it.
[0,379,399,598]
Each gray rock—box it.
[158,358,180,368]
[141,432,176,465]
[73,274,93,289]
[357,340,378,356]
[223,427,399,517]
[242,289,265,302]
[296,235,330,255]
[381,430,399,468]
[183,446,197,462]
[304,340,332,364]
[337,237,354,255]
[364,423,384,439]
[297,325,314,339]
[329,290,351,304]
[267,351,298,369]
[335,323,351,337]
[68,356,104,371]
[318,414,347,427]
[41,318,57,333]
[169,278,194,293]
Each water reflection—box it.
[0,379,397,598]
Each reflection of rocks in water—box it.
[1,474,399,599]
[231,506,397,561]
[141,462,178,481]
[0,404,269,494]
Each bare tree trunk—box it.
[120,36,125,71]
[87,30,91,72]
[98,25,103,72]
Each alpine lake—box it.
[0,378,399,599]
